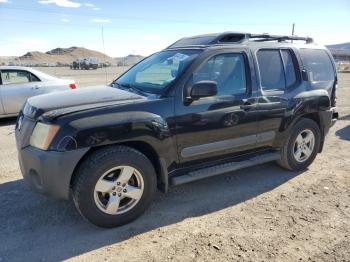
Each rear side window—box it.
[0,70,31,85]
[0,70,40,85]
[281,50,297,87]
[257,49,298,91]
[299,49,335,82]
[257,50,286,90]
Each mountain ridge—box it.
[0,47,144,66]
[326,42,350,50]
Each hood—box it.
[24,85,146,119]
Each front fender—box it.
[50,111,177,166]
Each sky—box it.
[0,0,349,57]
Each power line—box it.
[0,17,291,30]
[0,5,292,27]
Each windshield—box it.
[114,49,202,94]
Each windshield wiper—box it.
[113,82,147,96]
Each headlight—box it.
[30,122,60,150]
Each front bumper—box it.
[18,146,89,200]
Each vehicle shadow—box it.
[335,124,350,141]
[0,163,303,261]
[0,117,17,127]
[338,113,350,121]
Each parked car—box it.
[0,66,76,118]
[70,57,99,70]
[15,32,338,227]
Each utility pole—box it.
[291,23,295,43]
[101,25,108,84]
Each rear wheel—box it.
[72,146,157,228]
[278,118,321,171]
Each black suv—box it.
[15,32,338,227]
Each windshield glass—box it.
[114,49,202,94]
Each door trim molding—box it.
[181,131,275,158]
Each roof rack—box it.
[166,32,313,49]
[247,33,314,43]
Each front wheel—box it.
[278,118,321,171]
[72,146,157,228]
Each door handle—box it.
[31,86,40,90]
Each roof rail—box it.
[166,32,313,49]
[247,33,314,43]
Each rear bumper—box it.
[18,146,89,200]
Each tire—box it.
[72,146,157,228]
[277,118,321,171]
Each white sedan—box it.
[0,66,77,118]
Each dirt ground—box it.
[37,66,130,87]
[0,72,349,262]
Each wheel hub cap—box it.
[293,129,315,163]
[93,166,144,215]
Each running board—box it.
[170,152,280,186]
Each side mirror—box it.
[301,69,309,81]
[190,81,217,100]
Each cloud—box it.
[38,0,81,8]
[0,0,9,3]
[61,18,70,22]
[92,18,111,23]
[83,3,101,11]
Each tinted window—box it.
[116,50,201,94]
[281,50,297,87]
[299,49,334,82]
[0,70,31,85]
[30,73,40,82]
[257,50,285,90]
[193,53,246,96]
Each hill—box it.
[114,54,145,66]
[326,42,350,50]
[326,43,350,62]
[0,47,144,67]
[17,47,114,66]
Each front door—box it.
[174,50,259,163]
[0,69,43,114]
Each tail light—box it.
[69,83,77,89]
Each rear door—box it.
[0,69,43,114]
[254,48,301,147]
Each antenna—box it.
[101,25,108,85]
[291,23,295,43]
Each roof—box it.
[0,65,36,71]
[166,32,316,50]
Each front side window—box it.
[193,53,247,96]
[1,70,32,85]
[115,50,201,94]
[299,49,335,82]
